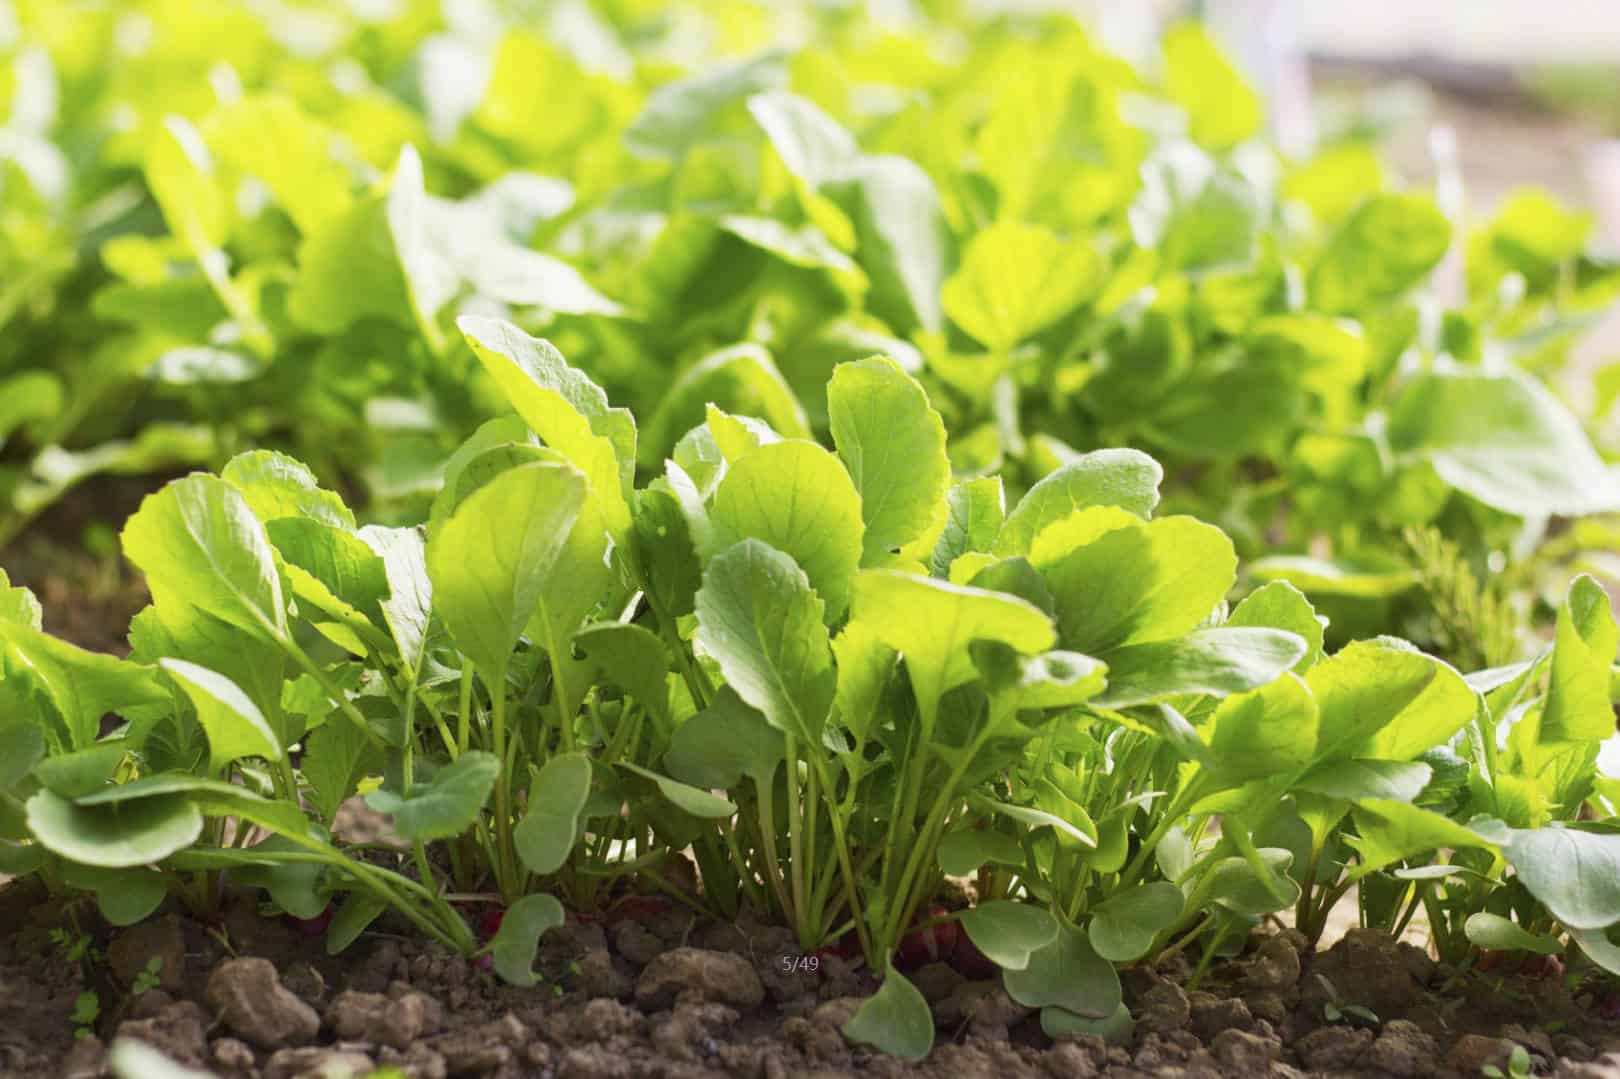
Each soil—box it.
[1,473,164,656]
[6,868,1620,1079]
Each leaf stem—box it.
[276,637,385,752]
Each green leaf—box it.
[942,222,1102,352]
[145,116,227,256]
[1499,825,1620,931]
[642,344,811,469]
[1248,555,1418,599]
[931,478,1005,578]
[831,620,897,744]
[694,540,835,746]
[1205,849,1301,916]
[626,52,787,161]
[1542,575,1619,744]
[0,723,44,792]
[523,494,616,724]
[620,762,737,819]
[828,155,950,335]
[121,475,288,641]
[937,830,1025,876]
[1345,800,1496,879]
[288,144,451,338]
[1093,628,1307,708]
[1570,928,1620,977]
[1307,640,1476,763]
[709,441,864,619]
[1004,923,1121,1019]
[1205,674,1318,785]
[1041,1003,1134,1047]
[387,145,456,334]
[366,751,499,843]
[969,794,1096,849]
[426,460,587,678]
[1163,22,1261,150]
[458,316,635,539]
[706,404,780,464]
[231,835,330,919]
[574,623,672,725]
[286,187,415,335]
[360,525,435,680]
[1310,194,1450,314]
[425,192,622,317]
[665,688,783,790]
[327,893,388,955]
[1088,882,1185,962]
[0,372,62,450]
[206,94,353,235]
[301,716,383,822]
[267,519,390,632]
[221,451,355,529]
[32,744,126,799]
[747,90,858,188]
[994,450,1162,557]
[841,963,934,1062]
[958,901,1059,971]
[179,778,316,840]
[994,650,1109,711]
[628,488,704,621]
[159,659,283,773]
[850,570,1055,730]
[1129,145,1261,273]
[25,789,202,868]
[1032,510,1236,654]
[489,893,566,987]
[60,863,168,926]
[1295,759,1433,803]
[1387,369,1620,517]
[1464,912,1561,955]
[0,567,42,629]
[515,752,592,876]
[0,621,170,751]
[1228,582,1325,673]
[827,357,949,564]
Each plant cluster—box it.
[2,1,1618,632]
[2,0,1620,1063]
[1,317,1617,1060]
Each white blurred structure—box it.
[1297,0,1620,67]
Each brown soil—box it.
[6,872,1619,1079]
[1,473,163,656]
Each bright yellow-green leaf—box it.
[459,317,635,541]
[942,222,1102,353]
[850,570,1054,730]
[426,460,587,678]
[1162,22,1261,151]
[710,440,864,619]
[828,357,949,564]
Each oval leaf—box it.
[959,901,1059,971]
[515,752,593,876]
[841,963,933,1062]
[490,892,565,987]
[26,789,202,868]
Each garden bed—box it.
[10,870,1620,1079]
[6,3,1620,1077]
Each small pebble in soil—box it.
[1292,1024,1373,1071]
[206,957,322,1051]
[635,947,765,1010]
[1365,1018,1440,1077]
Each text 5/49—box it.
[779,954,821,975]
